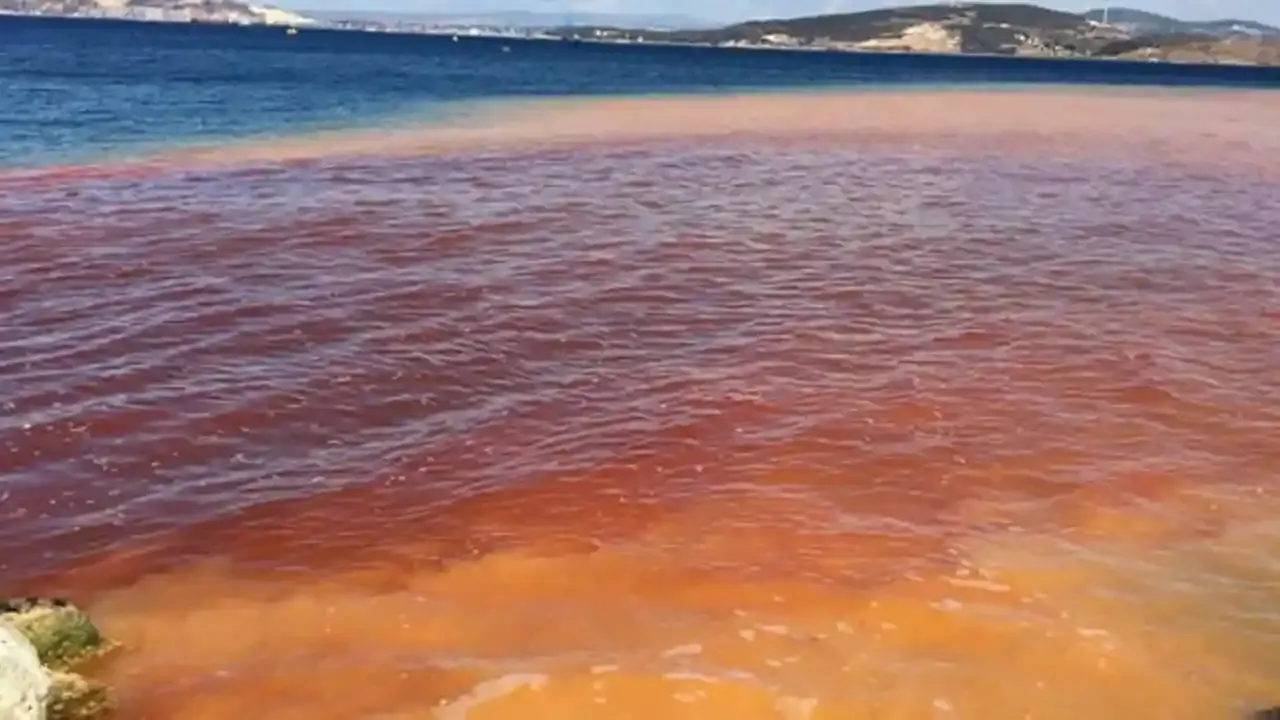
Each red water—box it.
[2,89,1280,719]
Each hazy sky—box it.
[289,0,1279,24]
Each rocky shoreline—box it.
[0,599,115,720]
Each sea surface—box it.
[2,15,1280,720]
[2,15,1280,166]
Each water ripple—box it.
[2,91,1280,718]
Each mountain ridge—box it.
[547,2,1280,65]
[1082,7,1280,37]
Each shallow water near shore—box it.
[3,87,1280,718]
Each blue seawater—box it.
[1,15,1278,167]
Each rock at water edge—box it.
[2,598,118,719]
[0,618,51,720]
[0,599,113,672]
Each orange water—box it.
[2,89,1279,719]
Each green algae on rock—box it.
[0,598,117,720]
[0,600,114,672]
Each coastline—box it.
[2,12,1279,69]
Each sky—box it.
[289,0,1280,24]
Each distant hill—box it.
[549,2,1280,66]
[555,3,1124,56]
[693,3,1097,52]
[1083,7,1280,37]
[0,0,313,25]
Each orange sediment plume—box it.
[81,479,1280,718]
[2,87,1279,718]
